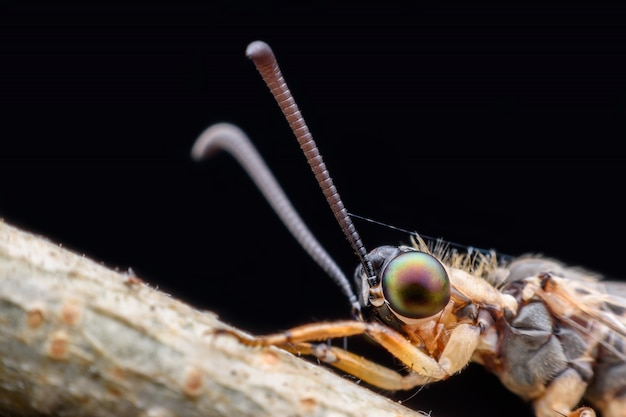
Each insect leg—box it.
[601,396,626,417]
[531,368,593,417]
[284,342,433,391]
[221,320,481,382]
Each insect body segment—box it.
[194,41,626,417]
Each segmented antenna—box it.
[192,123,360,314]
[245,40,377,286]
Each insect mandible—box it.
[192,40,625,417]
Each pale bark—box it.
[0,220,426,417]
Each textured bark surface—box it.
[0,220,426,417]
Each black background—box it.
[2,3,626,416]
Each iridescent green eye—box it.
[381,251,450,319]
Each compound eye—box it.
[381,251,450,319]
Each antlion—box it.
[191,41,625,417]
[1,40,619,417]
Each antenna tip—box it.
[246,40,275,63]
[191,123,245,161]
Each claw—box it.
[206,327,260,346]
[567,407,596,417]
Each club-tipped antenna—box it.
[192,123,360,314]
[245,41,377,288]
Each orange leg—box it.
[219,319,480,387]
[283,342,433,391]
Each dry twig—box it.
[0,220,426,417]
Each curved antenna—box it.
[245,40,377,287]
[192,123,361,314]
